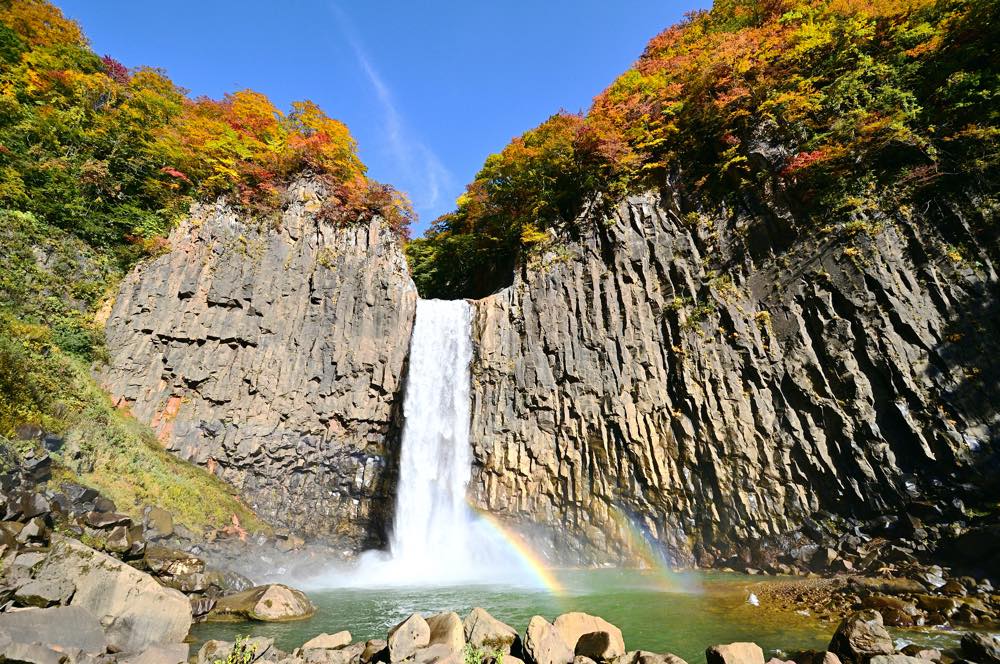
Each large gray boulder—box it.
[34,537,191,652]
[705,643,765,664]
[0,605,107,655]
[524,616,573,664]
[303,633,353,650]
[620,652,689,664]
[426,612,465,653]
[388,613,430,662]
[209,584,316,622]
[553,614,624,659]
[121,644,190,664]
[464,608,520,654]
[828,611,894,664]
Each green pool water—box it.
[190,570,963,663]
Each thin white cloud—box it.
[330,5,451,213]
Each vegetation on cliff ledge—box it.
[0,0,416,530]
[407,0,999,298]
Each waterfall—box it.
[313,299,538,588]
[389,299,475,573]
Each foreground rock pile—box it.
[197,608,1000,664]
[0,455,318,663]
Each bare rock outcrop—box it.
[470,190,999,565]
[102,179,417,545]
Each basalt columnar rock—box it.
[469,190,999,566]
[102,179,418,545]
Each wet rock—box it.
[464,608,521,655]
[553,613,624,658]
[705,643,765,664]
[303,633,353,651]
[828,611,894,663]
[210,584,316,622]
[388,614,430,663]
[14,577,75,607]
[915,595,959,615]
[0,605,107,655]
[524,616,574,664]
[876,608,914,628]
[960,633,1000,664]
[426,612,465,653]
[35,535,191,651]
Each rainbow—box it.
[607,506,692,593]
[469,506,567,596]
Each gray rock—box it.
[209,584,315,622]
[360,640,387,664]
[120,644,190,664]
[100,179,417,547]
[619,652,689,664]
[0,605,107,655]
[0,643,68,664]
[464,608,520,655]
[523,616,573,664]
[143,507,174,540]
[411,644,460,664]
[14,577,75,607]
[303,633,353,651]
[467,191,1000,564]
[705,644,765,664]
[388,613,430,663]
[960,633,1000,664]
[828,611,894,664]
[553,614,623,660]
[35,536,191,652]
[868,658,927,664]
[426,612,465,653]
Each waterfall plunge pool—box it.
[190,569,967,663]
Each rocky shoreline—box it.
[2,451,998,664]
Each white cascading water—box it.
[310,299,537,588]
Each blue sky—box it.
[57,1,708,235]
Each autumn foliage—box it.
[409,0,999,298]
[0,0,412,268]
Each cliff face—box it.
[101,179,417,546]
[470,190,999,566]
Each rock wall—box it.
[469,190,1000,566]
[102,179,417,546]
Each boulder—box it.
[464,608,521,654]
[143,507,174,540]
[898,647,940,662]
[960,633,1000,664]
[619,651,689,664]
[0,643,67,664]
[388,613,430,662]
[144,545,205,577]
[121,644,190,664]
[210,584,316,622]
[82,511,131,529]
[14,577,75,607]
[361,640,388,664]
[914,595,958,615]
[411,644,461,664]
[868,658,926,664]
[553,614,624,659]
[524,616,574,664]
[575,658,597,664]
[0,605,107,655]
[35,535,191,652]
[575,633,622,662]
[827,611,894,664]
[304,633,354,651]
[705,643,765,664]
[426,612,465,653]
[302,643,364,664]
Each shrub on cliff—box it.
[408,0,1000,298]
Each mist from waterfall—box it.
[307,299,541,589]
